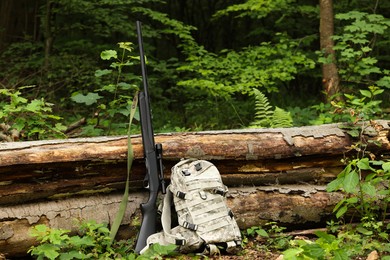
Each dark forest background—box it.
[0,0,389,139]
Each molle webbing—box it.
[140,159,242,255]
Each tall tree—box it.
[43,0,54,70]
[319,0,340,102]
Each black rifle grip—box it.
[134,192,158,253]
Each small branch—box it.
[64,117,86,134]
[284,227,328,237]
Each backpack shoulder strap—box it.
[160,185,186,246]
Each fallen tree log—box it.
[0,121,389,205]
[0,185,343,257]
[0,121,389,257]
[1,121,389,166]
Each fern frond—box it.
[250,90,293,128]
[270,107,293,128]
[250,89,273,127]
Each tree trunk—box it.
[319,0,341,101]
[0,0,13,50]
[0,0,40,50]
[44,0,54,70]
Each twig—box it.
[64,118,87,134]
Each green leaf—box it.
[13,117,26,131]
[315,231,336,243]
[101,50,117,60]
[365,172,376,181]
[246,227,256,236]
[99,84,116,92]
[372,89,384,96]
[332,249,349,260]
[378,189,390,196]
[345,196,358,204]
[302,243,325,258]
[333,199,346,213]
[36,244,60,260]
[336,205,348,219]
[376,76,390,87]
[117,82,133,90]
[356,158,372,170]
[382,162,390,172]
[361,46,372,53]
[346,129,360,137]
[95,69,112,77]
[283,248,304,260]
[140,243,177,259]
[343,170,359,193]
[327,177,343,192]
[71,93,102,106]
[256,228,269,237]
[55,123,67,132]
[151,243,177,255]
[26,99,45,112]
[118,42,133,52]
[59,251,86,260]
[68,235,95,247]
[379,232,389,240]
[34,224,49,233]
[359,89,372,98]
[356,226,373,236]
[361,182,376,197]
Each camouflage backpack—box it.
[140,159,242,255]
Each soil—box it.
[210,249,281,259]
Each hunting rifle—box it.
[134,21,166,254]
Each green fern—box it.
[251,89,273,127]
[250,89,293,128]
[270,107,293,128]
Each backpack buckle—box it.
[199,190,207,200]
[214,188,227,196]
[175,239,186,246]
[183,221,198,231]
[181,169,191,176]
[176,191,186,199]
[195,162,202,171]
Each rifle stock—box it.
[134,21,165,254]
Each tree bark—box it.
[0,185,343,257]
[319,0,341,101]
[0,121,389,257]
[0,121,389,205]
[44,0,54,70]
[2,121,389,166]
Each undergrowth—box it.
[28,220,177,260]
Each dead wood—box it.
[0,185,342,257]
[0,121,389,257]
[0,121,389,205]
[1,121,389,166]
